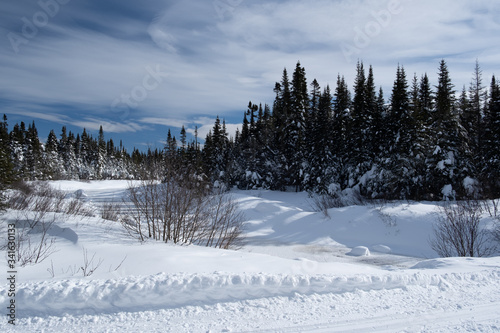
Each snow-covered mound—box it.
[7,263,500,318]
[372,244,392,253]
[347,246,371,256]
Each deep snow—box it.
[1,180,499,332]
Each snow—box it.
[372,244,392,253]
[346,246,370,256]
[1,180,500,332]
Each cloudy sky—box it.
[1,0,499,151]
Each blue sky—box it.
[1,0,499,152]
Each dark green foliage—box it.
[481,75,500,197]
[1,115,14,210]
[207,59,499,200]
[2,59,499,201]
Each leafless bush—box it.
[430,200,497,257]
[14,217,58,266]
[65,198,93,217]
[481,199,500,218]
[10,180,35,195]
[201,191,245,249]
[310,194,343,218]
[124,177,245,249]
[101,201,122,221]
[80,248,104,277]
[310,188,366,218]
[4,181,95,266]
[8,191,31,210]
[8,181,90,218]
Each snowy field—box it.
[1,180,500,332]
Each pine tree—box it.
[465,60,486,175]
[203,116,229,186]
[270,68,292,190]
[332,75,351,189]
[97,125,107,179]
[0,115,14,210]
[288,61,309,191]
[426,60,468,199]
[468,60,486,151]
[381,65,417,199]
[44,129,64,179]
[348,61,377,195]
[308,85,335,193]
[481,75,500,196]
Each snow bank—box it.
[5,265,499,317]
[372,245,392,254]
[347,246,371,256]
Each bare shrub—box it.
[124,178,245,249]
[310,194,342,218]
[9,181,90,218]
[430,200,496,257]
[80,248,104,277]
[8,191,31,210]
[101,201,122,221]
[481,199,500,218]
[65,198,93,217]
[14,216,58,266]
[10,180,35,195]
[4,181,95,266]
[310,187,366,218]
[201,191,245,249]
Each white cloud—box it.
[1,0,499,140]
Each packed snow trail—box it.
[5,271,500,332]
[8,265,500,317]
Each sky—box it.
[1,0,499,152]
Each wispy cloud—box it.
[1,0,499,145]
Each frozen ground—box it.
[1,180,499,332]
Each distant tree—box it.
[270,68,292,190]
[425,60,470,199]
[347,61,377,195]
[481,75,500,197]
[288,61,309,191]
[467,60,486,158]
[0,115,14,210]
[332,75,351,189]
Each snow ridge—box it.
[5,268,499,317]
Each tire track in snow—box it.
[238,300,500,333]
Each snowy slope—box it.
[1,181,499,332]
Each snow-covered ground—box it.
[1,180,499,332]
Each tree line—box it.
[203,60,500,200]
[1,59,499,201]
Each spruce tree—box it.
[348,61,377,195]
[271,68,292,190]
[332,75,351,189]
[0,115,14,210]
[381,65,417,199]
[426,60,468,199]
[481,75,500,196]
[288,61,309,191]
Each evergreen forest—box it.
[1,59,499,201]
